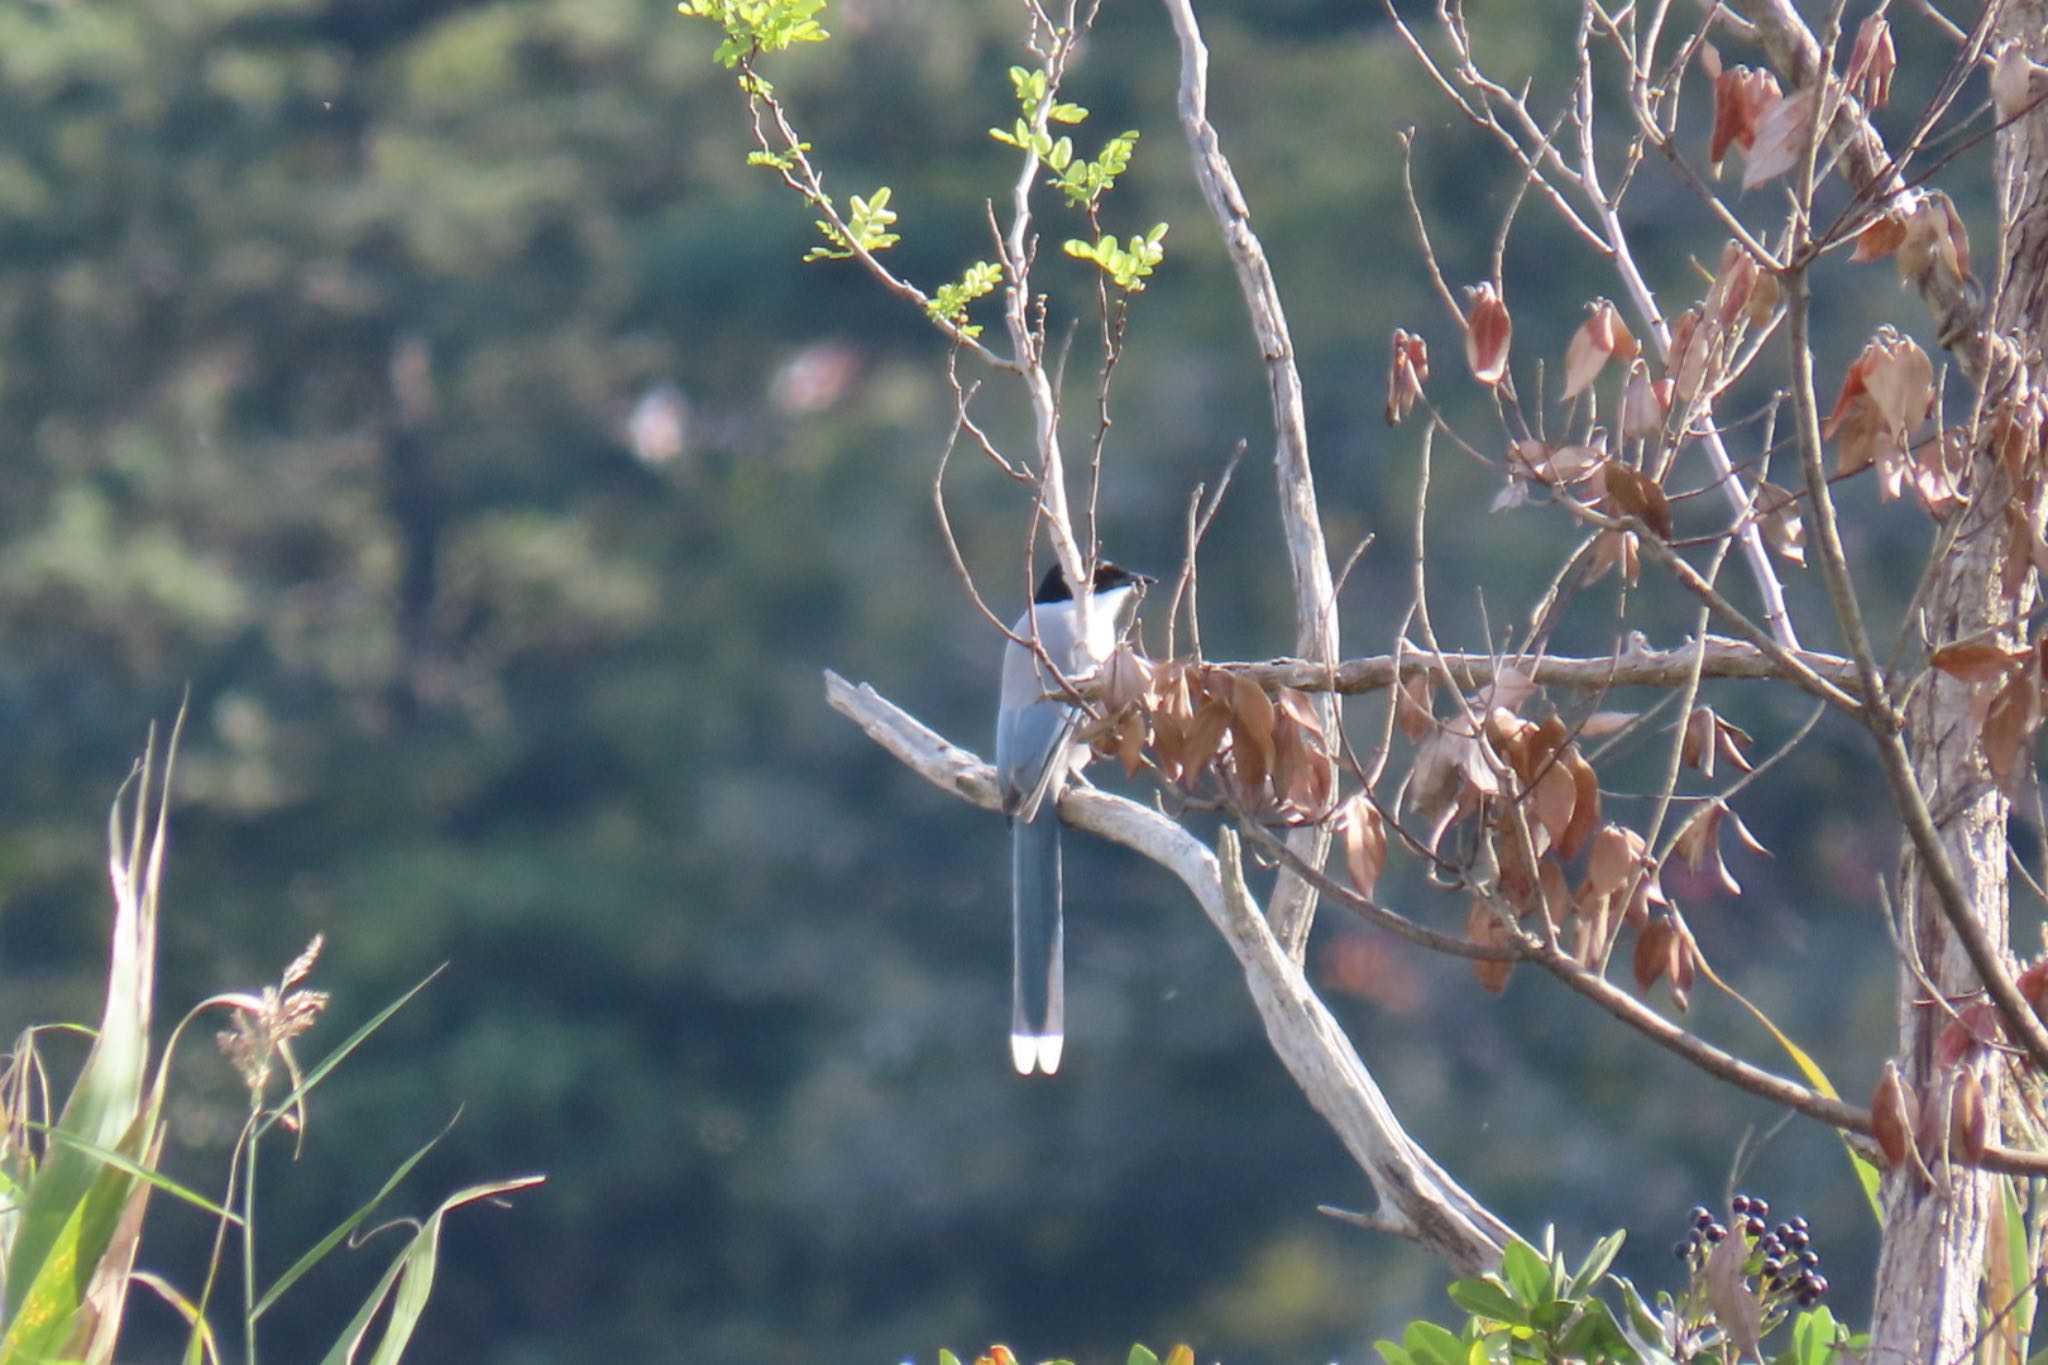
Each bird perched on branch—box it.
[995,560,1147,1076]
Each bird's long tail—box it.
[1010,812,1065,1076]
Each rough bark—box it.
[1872,514,2011,1364]
[1870,6,2045,1359]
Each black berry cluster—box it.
[1672,1194,1830,1311]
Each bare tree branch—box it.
[826,669,2048,1180]
[1230,637,1861,695]
[824,670,1515,1268]
[1735,0,1993,369]
[1163,0,1339,962]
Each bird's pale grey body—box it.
[995,566,1141,1076]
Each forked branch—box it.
[824,670,1514,1269]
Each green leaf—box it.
[1374,1344,1414,1365]
[1404,1319,1466,1365]
[939,1353,962,1365]
[252,1119,453,1320]
[315,1175,543,1365]
[1569,1230,1626,1298]
[2003,1177,2037,1353]
[1556,1301,1636,1363]
[0,1149,140,1361]
[1501,1239,1549,1306]
[677,0,832,68]
[1447,1276,1526,1324]
[5,730,178,1322]
[1793,1307,1839,1365]
[36,1124,240,1223]
[1611,1276,1667,1346]
[1126,1348,1159,1365]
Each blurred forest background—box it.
[0,0,1994,1361]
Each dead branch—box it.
[826,668,2048,1179]
[825,669,1515,1269]
[1164,0,1338,961]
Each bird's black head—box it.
[1033,561,1151,604]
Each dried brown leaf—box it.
[1632,918,1673,992]
[1112,711,1147,778]
[1531,759,1578,854]
[1681,705,1712,773]
[1705,1209,1764,1355]
[1667,921,1697,1011]
[1742,86,1816,190]
[1181,698,1232,787]
[1705,243,1757,331]
[1862,333,1934,444]
[1710,66,1781,170]
[1562,300,1634,400]
[1980,670,2041,789]
[1872,1062,1915,1169]
[1100,642,1154,712]
[1339,794,1389,901]
[1561,749,1601,861]
[1897,191,1971,283]
[1465,282,1513,386]
[1620,359,1664,442]
[1930,639,2028,684]
[1396,672,1434,741]
[1852,212,1907,264]
[1584,528,1639,587]
[1755,480,1806,565]
[1386,328,1429,426]
[1951,1068,1988,1165]
[1602,463,1673,540]
[1577,711,1636,739]
[1583,824,1645,901]
[1847,14,1895,112]
[1467,899,1515,994]
[1675,798,1754,896]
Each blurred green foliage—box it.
[0,0,1991,1361]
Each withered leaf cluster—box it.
[1394,669,1723,999]
[1386,328,1429,426]
[1870,1057,1988,1184]
[1928,634,2048,790]
[1085,645,1338,822]
[1702,42,1827,192]
[1824,327,1935,497]
[1851,190,1971,289]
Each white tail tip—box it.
[1010,1032,1065,1076]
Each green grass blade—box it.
[315,1176,542,1365]
[0,1159,137,1363]
[34,1127,237,1224]
[314,1239,408,1365]
[2002,1176,2037,1359]
[127,1270,221,1365]
[251,1122,451,1320]
[366,1177,542,1365]
[4,731,178,1321]
[253,968,444,1143]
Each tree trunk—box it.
[1870,6,2047,1356]
[1870,549,2008,1362]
